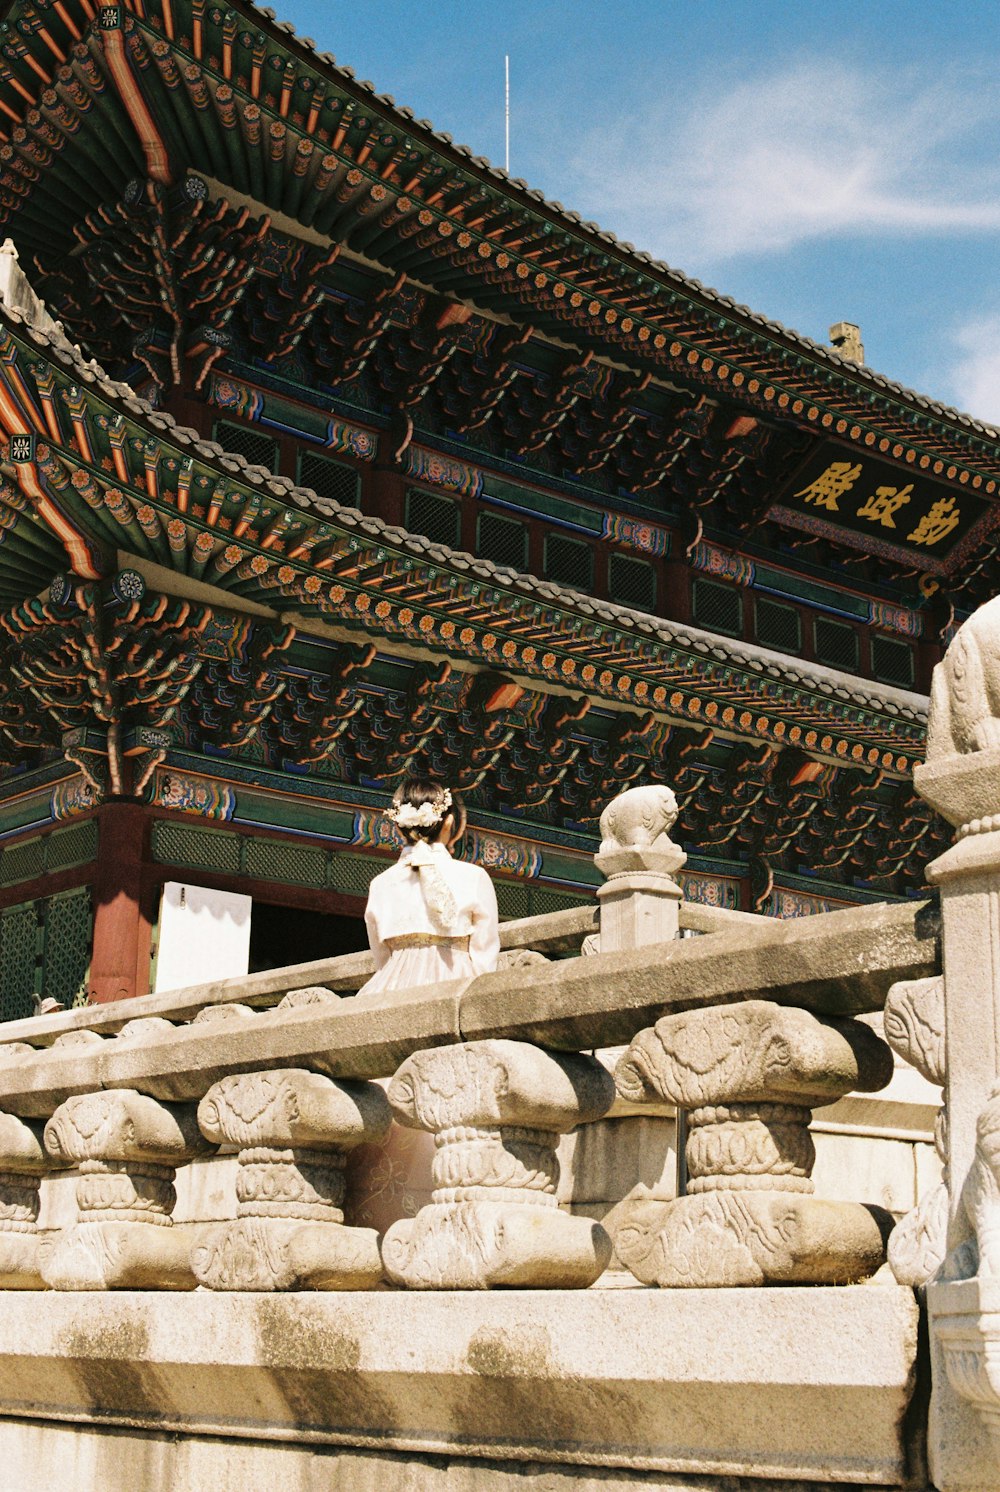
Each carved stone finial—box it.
[191,1069,390,1291]
[40,1089,212,1290]
[380,1040,614,1289]
[594,785,686,953]
[917,597,1000,838]
[926,596,1000,762]
[596,783,682,874]
[613,1001,893,1287]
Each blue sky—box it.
[275,1,1000,426]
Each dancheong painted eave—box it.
[0,297,929,781]
[0,0,997,494]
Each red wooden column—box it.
[88,801,151,1004]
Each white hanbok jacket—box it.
[356,840,499,1000]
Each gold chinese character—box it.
[906,497,961,548]
[794,461,862,512]
[856,483,913,528]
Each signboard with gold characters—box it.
[772,442,992,570]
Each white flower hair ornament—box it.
[384,788,452,829]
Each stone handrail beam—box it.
[0,898,938,1121]
[0,899,772,1050]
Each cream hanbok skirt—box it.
[346,934,474,1235]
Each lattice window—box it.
[298,450,361,507]
[151,821,242,875]
[46,820,99,874]
[43,888,91,1008]
[529,886,590,916]
[495,881,531,921]
[0,905,38,1022]
[609,553,656,613]
[478,511,528,572]
[213,420,280,473]
[755,597,801,654]
[872,634,914,687]
[327,852,380,898]
[245,839,327,889]
[1,837,45,887]
[692,578,742,637]
[405,488,461,549]
[815,617,860,672]
[544,532,593,589]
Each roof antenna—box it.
[505,54,510,173]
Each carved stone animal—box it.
[598,784,679,857]
[926,594,1000,759]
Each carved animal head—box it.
[598,784,679,855]
[927,594,1000,760]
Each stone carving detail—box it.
[884,976,949,1286]
[40,1089,211,1290]
[277,986,340,1011]
[613,1000,892,1287]
[0,1112,53,1288]
[190,1002,257,1026]
[191,1068,390,1291]
[926,595,1000,759]
[598,783,679,857]
[381,1040,614,1288]
[496,949,550,972]
[594,785,686,951]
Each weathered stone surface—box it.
[40,1089,211,1291]
[615,1191,889,1287]
[460,899,939,1052]
[910,596,1000,1487]
[198,1069,391,1151]
[0,1112,51,1289]
[616,1000,893,1110]
[44,1089,208,1167]
[192,1069,390,1291]
[388,1041,614,1133]
[382,1202,611,1289]
[0,1287,921,1487]
[929,1276,1000,1490]
[0,901,935,1120]
[0,984,466,1116]
[382,1041,614,1288]
[0,1425,932,1492]
[613,1002,893,1286]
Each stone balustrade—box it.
[0,778,939,1298]
[0,766,970,1488]
[0,590,998,1489]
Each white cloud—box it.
[558,59,1000,266]
[944,315,1000,428]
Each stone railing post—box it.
[40,1088,212,1289]
[380,1040,615,1288]
[0,1110,56,1288]
[593,784,685,951]
[191,1067,391,1291]
[905,595,1000,1489]
[612,1000,893,1285]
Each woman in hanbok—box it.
[355,778,499,1001]
[347,777,500,1232]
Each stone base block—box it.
[39,1221,200,1290]
[191,1216,384,1291]
[615,1190,890,1287]
[927,1276,1000,1491]
[382,1201,611,1289]
[0,1232,42,1289]
[0,1287,921,1487]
